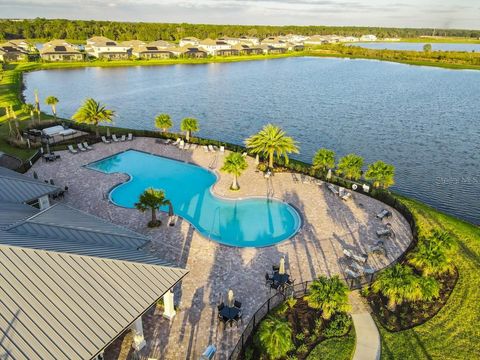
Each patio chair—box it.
[184,143,191,150]
[203,145,209,152]
[242,152,247,157]
[172,138,181,146]
[220,146,225,152]
[217,303,225,311]
[67,145,78,154]
[120,135,126,141]
[341,192,352,201]
[327,183,339,196]
[179,140,185,150]
[344,268,361,279]
[127,133,133,141]
[83,142,93,150]
[208,145,215,152]
[101,136,110,144]
[376,228,392,237]
[164,139,172,145]
[291,173,299,183]
[77,143,87,152]
[343,248,368,264]
[265,272,273,286]
[112,134,120,142]
[234,300,242,308]
[376,209,392,220]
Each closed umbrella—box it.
[279,257,285,275]
[227,289,234,307]
[255,154,259,165]
[106,127,111,137]
[326,168,332,181]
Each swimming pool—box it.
[87,150,301,247]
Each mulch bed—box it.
[367,268,458,332]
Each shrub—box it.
[297,343,308,355]
[323,313,352,338]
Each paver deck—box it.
[28,137,412,360]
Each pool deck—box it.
[28,137,412,360]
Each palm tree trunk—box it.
[95,125,100,137]
[186,131,190,141]
[168,202,174,217]
[151,208,156,224]
[163,128,166,133]
[269,151,274,168]
[52,105,56,119]
[232,175,239,190]
[30,111,34,121]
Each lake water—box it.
[351,42,480,52]
[24,57,480,224]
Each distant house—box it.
[288,43,305,51]
[231,43,263,55]
[261,37,288,48]
[360,34,378,42]
[7,39,34,51]
[304,35,327,45]
[179,37,201,47]
[39,40,84,62]
[259,44,287,54]
[131,44,173,59]
[239,36,260,45]
[119,40,146,48]
[86,36,131,60]
[0,43,28,62]
[170,46,207,58]
[218,36,242,46]
[148,40,175,49]
[216,48,239,56]
[198,39,231,55]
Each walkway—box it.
[350,291,381,360]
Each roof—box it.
[0,202,39,229]
[147,40,174,48]
[40,40,81,55]
[7,203,149,249]
[0,167,60,203]
[119,40,145,47]
[0,241,187,360]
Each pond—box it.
[350,42,480,52]
[24,57,480,224]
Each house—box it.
[198,38,231,55]
[0,166,188,360]
[360,34,378,42]
[231,43,263,55]
[218,36,242,46]
[131,44,173,59]
[216,48,239,56]
[0,43,28,62]
[179,37,201,47]
[259,44,287,54]
[261,37,288,48]
[239,36,260,45]
[39,40,84,62]
[7,39,34,51]
[148,40,175,49]
[119,39,146,47]
[288,43,305,51]
[86,36,131,60]
[304,35,328,45]
[170,46,207,58]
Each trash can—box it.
[200,345,216,360]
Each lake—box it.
[351,42,480,52]
[23,57,480,224]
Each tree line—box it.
[1,18,479,42]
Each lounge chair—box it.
[184,143,191,150]
[164,139,172,145]
[220,146,225,152]
[327,183,339,195]
[77,143,87,152]
[127,133,133,141]
[191,144,197,150]
[343,248,368,264]
[173,138,181,146]
[179,140,185,150]
[120,135,126,141]
[291,173,299,183]
[67,145,78,154]
[242,152,247,157]
[376,209,392,220]
[101,136,110,144]
[376,228,392,237]
[234,300,242,308]
[112,134,120,142]
[203,145,209,152]
[344,268,361,279]
[83,142,93,150]
[208,145,215,152]
[340,190,352,201]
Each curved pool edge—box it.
[85,148,303,248]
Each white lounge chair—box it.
[164,139,172,145]
[327,184,339,196]
[376,228,392,237]
[120,135,126,141]
[203,145,209,152]
[344,268,360,279]
[67,145,78,154]
[179,140,185,150]
[127,133,133,141]
[220,146,225,152]
[112,134,120,142]
[191,144,197,150]
[83,142,93,150]
[184,143,191,150]
[242,152,247,157]
[77,143,87,152]
[173,138,181,146]
[343,248,368,264]
[376,209,392,220]
[208,145,215,152]
[101,136,110,144]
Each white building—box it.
[360,34,378,42]
[86,36,131,59]
[179,37,201,47]
[198,38,231,55]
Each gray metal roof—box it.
[0,167,59,203]
[0,243,187,360]
[8,203,149,249]
[0,202,39,229]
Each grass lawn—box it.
[307,327,355,360]
[379,195,480,360]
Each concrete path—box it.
[350,291,381,360]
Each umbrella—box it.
[255,154,259,165]
[227,289,234,307]
[106,127,111,137]
[326,169,332,180]
[279,257,286,275]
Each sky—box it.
[1,0,479,29]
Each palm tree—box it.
[371,264,423,310]
[134,188,170,227]
[304,275,350,320]
[155,113,173,133]
[71,98,115,137]
[429,230,455,252]
[45,96,59,119]
[22,103,35,121]
[254,316,294,359]
[180,117,199,141]
[245,124,299,169]
[336,153,364,180]
[312,148,335,176]
[408,240,454,276]
[365,160,395,189]
[220,152,248,190]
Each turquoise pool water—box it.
[87,150,301,247]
